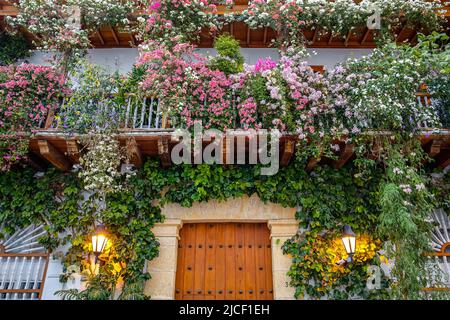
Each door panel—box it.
[175,223,273,300]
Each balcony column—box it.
[267,219,299,300]
[144,219,182,300]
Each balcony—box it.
[1,0,449,49]
[21,91,450,172]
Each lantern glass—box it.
[91,226,108,255]
[341,225,356,255]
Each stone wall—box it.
[144,194,298,300]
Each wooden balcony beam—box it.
[37,140,71,171]
[306,157,320,173]
[0,1,17,16]
[110,26,120,45]
[158,137,171,168]
[396,26,406,42]
[0,9,16,16]
[328,32,334,45]
[332,144,355,169]
[96,30,105,45]
[434,144,450,168]
[437,155,450,169]
[216,5,247,15]
[263,27,268,45]
[361,28,370,45]
[281,140,295,167]
[66,139,80,163]
[27,152,47,172]
[344,29,352,47]
[311,28,319,44]
[428,139,444,158]
[246,25,251,45]
[26,130,450,171]
[126,138,143,168]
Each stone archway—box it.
[144,194,298,300]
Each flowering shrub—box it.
[429,75,450,128]
[137,0,234,45]
[244,0,444,46]
[421,33,450,128]
[0,64,69,170]
[244,0,307,46]
[7,0,135,70]
[80,0,134,28]
[138,41,234,130]
[325,39,444,136]
[79,134,125,194]
[232,48,331,138]
[134,33,447,138]
[378,141,444,299]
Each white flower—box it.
[415,183,425,191]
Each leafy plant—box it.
[57,61,125,134]
[209,34,244,75]
[378,138,447,299]
[0,31,30,66]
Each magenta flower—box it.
[150,1,161,11]
[255,57,277,73]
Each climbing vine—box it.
[0,163,164,300]
[0,150,449,299]
[377,137,447,299]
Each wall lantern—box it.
[337,225,356,266]
[91,224,109,264]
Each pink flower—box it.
[255,57,277,73]
[150,1,161,11]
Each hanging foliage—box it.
[377,138,447,299]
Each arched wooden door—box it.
[175,223,274,300]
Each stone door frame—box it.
[144,195,298,300]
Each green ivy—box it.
[0,164,164,300]
[0,32,30,66]
[1,149,448,300]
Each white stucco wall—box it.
[41,256,83,300]
[24,48,373,74]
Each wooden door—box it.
[175,223,274,300]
